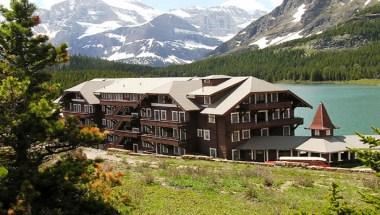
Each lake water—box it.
[279,84,380,136]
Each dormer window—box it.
[204,96,211,105]
[204,79,211,84]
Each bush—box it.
[294,177,314,188]
[142,172,155,185]
[263,175,274,187]
[245,184,259,201]
[362,177,380,190]
[158,160,169,169]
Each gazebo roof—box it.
[307,103,339,131]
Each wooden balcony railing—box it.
[141,134,186,147]
[104,114,138,122]
[100,100,140,108]
[140,119,188,128]
[62,110,92,118]
[109,130,141,139]
[233,117,304,130]
[241,101,293,111]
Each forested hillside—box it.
[50,56,154,89]
[156,4,380,82]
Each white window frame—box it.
[283,126,291,136]
[161,128,168,137]
[197,129,203,137]
[271,93,279,103]
[204,96,211,105]
[283,108,291,119]
[231,131,240,142]
[315,130,320,136]
[273,109,280,120]
[231,112,240,124]
[242,112,251,123]
[153,110,160,121]
[173,128,179,139]
[179,111,186,122]
[326,130,331,136]
[208,114,216,124]
[172,111,179,122]
[261,128,269,137]
[146,108,152,118]
[210,148,217,158]
[160,110,167,121]
[162,145,169,154]
[242,129,251,140]
[203,130,211,141]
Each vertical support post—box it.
[338,152,342,162]
[251,150,254,161]
[290,150,293,157]
[348,151,351,160]
[266,150,269,162]
[328,153,331,163]
[276,150,279,161]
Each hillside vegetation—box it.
[156,4,380,82]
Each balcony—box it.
[62,110,92,118]
[140,119,187,128]
[104,114,138,122]
[100,100,139,108]
[241,101,293,111]
[141,134,186,147]
[109,129,141,139]
[233,117,304,130]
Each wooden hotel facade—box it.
[60,76,314,160]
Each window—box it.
[140,108,146,117]
[242,112,251,123]
[203,130,211,141]
[315,130,320,136]
[232,131,240,142]
[256,94,266,104]
[161,145,169,154]
[179,111,186,122]
[261,128,269,136]
[283,126,291,136]
[102,119,107,127]
[72,104,81,112]
[146,108,152,118]
[231,112,240,124]
[204,96,212,105]
[283,108,290,119]
[271,93,279,103]
[160,110,167,121]
[154,110,160,120]
[180,129,187,141]
[242,130,251,140]
[174,147,180,155]
[161,128,168,137]
[273,109,280,120]
[158,95,170,104]
[172,111,178,122]
[173,128,178,139]
[208,115,216,123]
[210,148,217,158]
[204,79,211,84]
[197,129,203,137]
[326,130,331,136]
[142,141,154,149]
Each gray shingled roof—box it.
[148,79,203,111]
[237,136,380,153]
[201,77,307,115]
[64,79,116,104]
[188,77,247,96]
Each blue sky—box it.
[1,0,282,12]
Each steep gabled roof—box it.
[308,103,338,130]
[148,79,203,111]
[201,77,311,115]
[188,77,247,96]
[64,79,116,104]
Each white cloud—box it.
[222,0,283,12]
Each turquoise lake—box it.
[279,84,380,136]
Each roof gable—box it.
[308,103,338,130]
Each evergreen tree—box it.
[0,0,105,213]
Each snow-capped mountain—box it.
[72,14,221,66]
[169,6,266,41]
[29,0,265,66]
[211,0,380,56]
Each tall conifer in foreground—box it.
[0,0,105,212]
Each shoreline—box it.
[276,79,380,86]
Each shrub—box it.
[362,177,380,190]
[263,175,274,187]
[158,160,169,169]
[294,177,314,188]
[245,184,259,201]
[142,172,155,185]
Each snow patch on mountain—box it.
[293,4,306,23]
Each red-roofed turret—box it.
[307,103,339,137]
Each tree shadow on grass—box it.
[1,157,122,215]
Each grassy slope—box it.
[105,155,379,214]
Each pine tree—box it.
[0,0,105,212]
